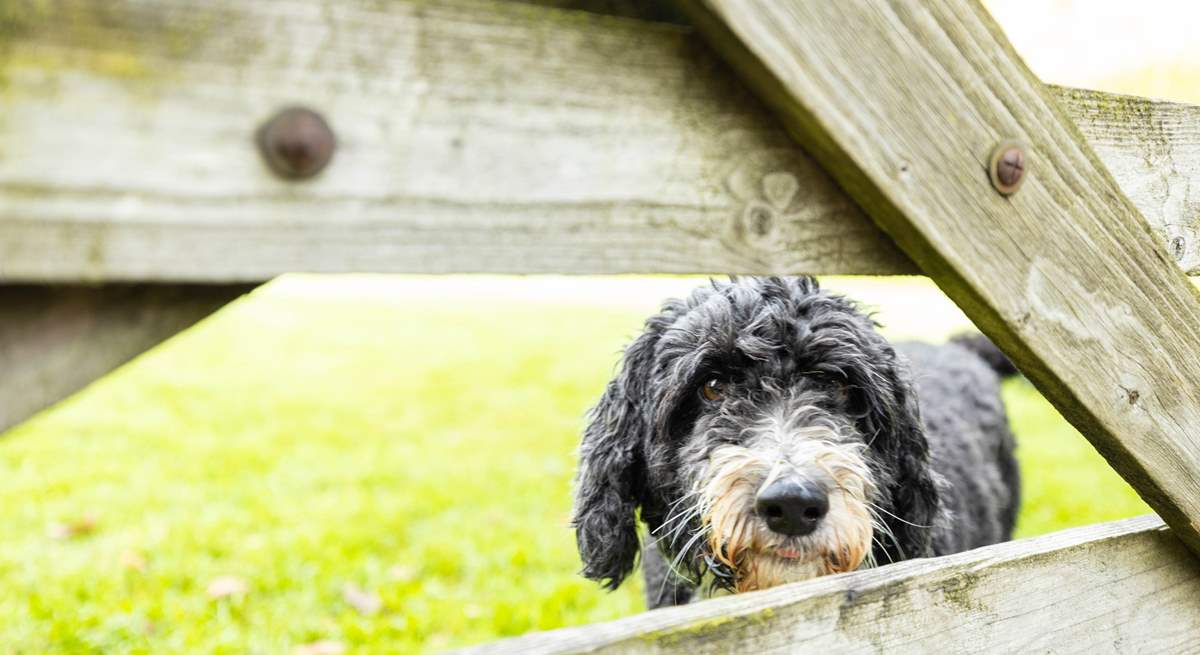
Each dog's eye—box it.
[701,379,726,402]
[809,370,850,404]
[832,379,850,404]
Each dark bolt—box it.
[256,107,335,180]
[988,141,1027,196]
[748,205,773,236]
[1170,236,1186,262]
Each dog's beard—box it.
[693,429,877,593]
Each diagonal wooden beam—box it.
[679,0,1200,554]
[0,284,251,434]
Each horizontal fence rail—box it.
[0,0,1198,281]
[454,516,1200,654]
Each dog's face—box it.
[573,277,939,594]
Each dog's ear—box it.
[573,321,664,590]
[867,348,940,560]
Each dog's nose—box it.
[755,477,829,537]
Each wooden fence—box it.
[3,0,1200,652]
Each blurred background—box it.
[1,1,1196,653]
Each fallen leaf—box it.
[293,640,346,655]
[206,575,248,600]
[46,513,99,540]
[387,565,418,583]
[119,549,148,572]
[342,583,382,616]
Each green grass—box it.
[0,276,1148,654]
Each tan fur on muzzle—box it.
[699,438,875,593]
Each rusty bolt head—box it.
[988,141,1027,196]
[256,107,335,180]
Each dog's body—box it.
[573,277,1019,608]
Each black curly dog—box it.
[573,277,1019,607]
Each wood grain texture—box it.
[1056,87,1200,275]
[455,515,1200,654]
[0,0,1197,281]
[681,0,1200,557]
[0,284,249,433]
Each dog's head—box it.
[573,277,939,593]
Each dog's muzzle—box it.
[692,403,878,592]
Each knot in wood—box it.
[1169,236,1186,262]
[257,107,336,180]
[988,141,1027,196]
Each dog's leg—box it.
[641,536,695,608]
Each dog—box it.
[572,276,1019,608]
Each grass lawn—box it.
[0,276,1149,654]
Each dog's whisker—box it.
[667,530,709,580]
[869,531,895,565]
[654,543,698,602]
[659,515,702,550]
[864,504,900,542]
[863,507,903,562]
[861,545,878,569]
[665,489,702,509]
[866,502,933,529]
[652,508,699,537]
[661,498,704,526]
[670,511,702,538]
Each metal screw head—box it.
[256,107,335,180]
[988,141,1027,195]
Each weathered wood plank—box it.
[0,1,1197,281]
[0,284,249,433]
[455,516,1200,654]
[514,0,687,23]
[680,0,1200,556]
[1056,87,1200,273]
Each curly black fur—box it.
[572,277,1020,607]
[950,333,1020,378]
